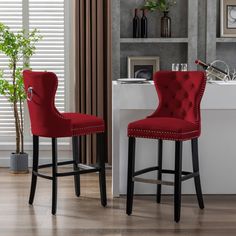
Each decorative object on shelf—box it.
[172,63,188,71]
[195,59,230,82]
[172,63,180,71]
[128,56,160,80]
[141,9,148,38]
[221,0,236,37]
[180,63,188,71]
[143,0,176,38]
[117,78,147,84]
[133,8,140,38]
[232,69,236,80]
[0,22,41,173]
[161,11,171,37]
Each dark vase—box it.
[161,11,171,38]
[133,8,140,38]
[141,9,148,38]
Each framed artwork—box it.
[221,0,236,37]
[127,56,160,80]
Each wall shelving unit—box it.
[120,38,189,43]
[206,0,236,67]
[112,0,199,81]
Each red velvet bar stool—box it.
[23,70,107,215]
[126,71,206,222]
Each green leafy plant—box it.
[143,0,176,12]
[0,22,42,154]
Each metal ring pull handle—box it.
[27,87,33,101]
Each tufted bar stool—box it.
[23,70,107,215]
[126,71,206,222]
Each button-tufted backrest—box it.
[150,71,206,126]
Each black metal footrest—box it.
[133,166,199,185]
[33,162,100,180]
[133,177,174,186]
[33,171,53,180]
[38,160,74,169]
[181,172,199,182]
[57,166,100,177]
[134,166,196,177]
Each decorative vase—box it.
[141,9,148,38]
[10,152,29,174]
[133,8,140,38]
[161,11,171,38]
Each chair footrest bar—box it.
[181,172,199,182]
[134,166,193,177]
[33,171,53,180]
[134,166,159,176]
[33,166,100,179]
[78,164,98,170]
[57,168,100,177]
[133,177,174,186]
[38,161,74,169]
[38,162,98,171]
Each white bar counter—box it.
[112,81,236,196]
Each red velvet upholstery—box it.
[128,71,206,141]
[62,113,104,136]
[23,70,105,138]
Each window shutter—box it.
[0,0,65,141]
[0,0,23,138]
[29,0,65,112]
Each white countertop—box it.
[113,80,236,110]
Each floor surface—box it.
[0,167,236,235]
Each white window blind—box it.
[0,0,23,138]
[0,0,66,141]
[29,0,65,112]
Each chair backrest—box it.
[150,71,206,126]
[23,70,71,137]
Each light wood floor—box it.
[1,168,236,236]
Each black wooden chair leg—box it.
[174,141,183,223]
[52,138,58,215]
[156,139,163,203]
[72,136,80,197]
[191,138,204,209]
[126,137,136,215]
[97,133,107,207]
[29,135,39,205]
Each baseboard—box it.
[0,157,70,167]
[0,157,112,168]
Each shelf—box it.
[216,38,236,43]
[120,38,189,44]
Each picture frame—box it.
[127,56,160,80]
[221,0,236,37]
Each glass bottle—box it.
[133,9,140,38]
[141,9,148,38]
[161,11,171,38]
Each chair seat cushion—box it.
[62,113,105,136]
[128,117,200,141]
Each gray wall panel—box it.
[120,43,188,78]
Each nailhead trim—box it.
[72,130,104,136]
[128,132,199,141]
[128,134,199,141]
[128,128,198,135]
[72,125,104,131]
[72,125,105,136]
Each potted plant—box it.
[144,0,176,37]
[0,22,41,173]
